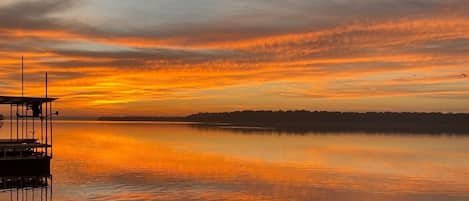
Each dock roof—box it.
[0,96,57,104]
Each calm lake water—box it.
[1,120,469,201]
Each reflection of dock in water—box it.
[0,175,52,201]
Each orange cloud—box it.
[0,3,469,115]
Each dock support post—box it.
[22,103,24,140]
[25,107,28,139]
[45,72,48,157]
[33,111,35,139]
[16,104,19,141]
[50,175,53,201]
[41,103,44,147]
[10,104,12,141]
[50,101,53,157]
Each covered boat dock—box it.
[0,95,57,175]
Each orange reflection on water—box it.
[45,121,469,201]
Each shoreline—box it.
[96,110,469,135]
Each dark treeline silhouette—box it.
[98,110,469,134]
[98,116,185,122]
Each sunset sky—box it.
[0,0,468,116]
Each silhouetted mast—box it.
[21,56,24,138]
[45,72,48,156]
[21,56,24,97]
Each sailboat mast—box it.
[22,56,24,97]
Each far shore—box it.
[96,110,469,135]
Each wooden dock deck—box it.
[0,139,52,176]
[0,175,50,191]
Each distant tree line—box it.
[99,110,469,134]
[98,116,185,122]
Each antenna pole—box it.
[22,56,24,97]
[21,56,24,139]
[10,104,12,141]
[45,72,48,156]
